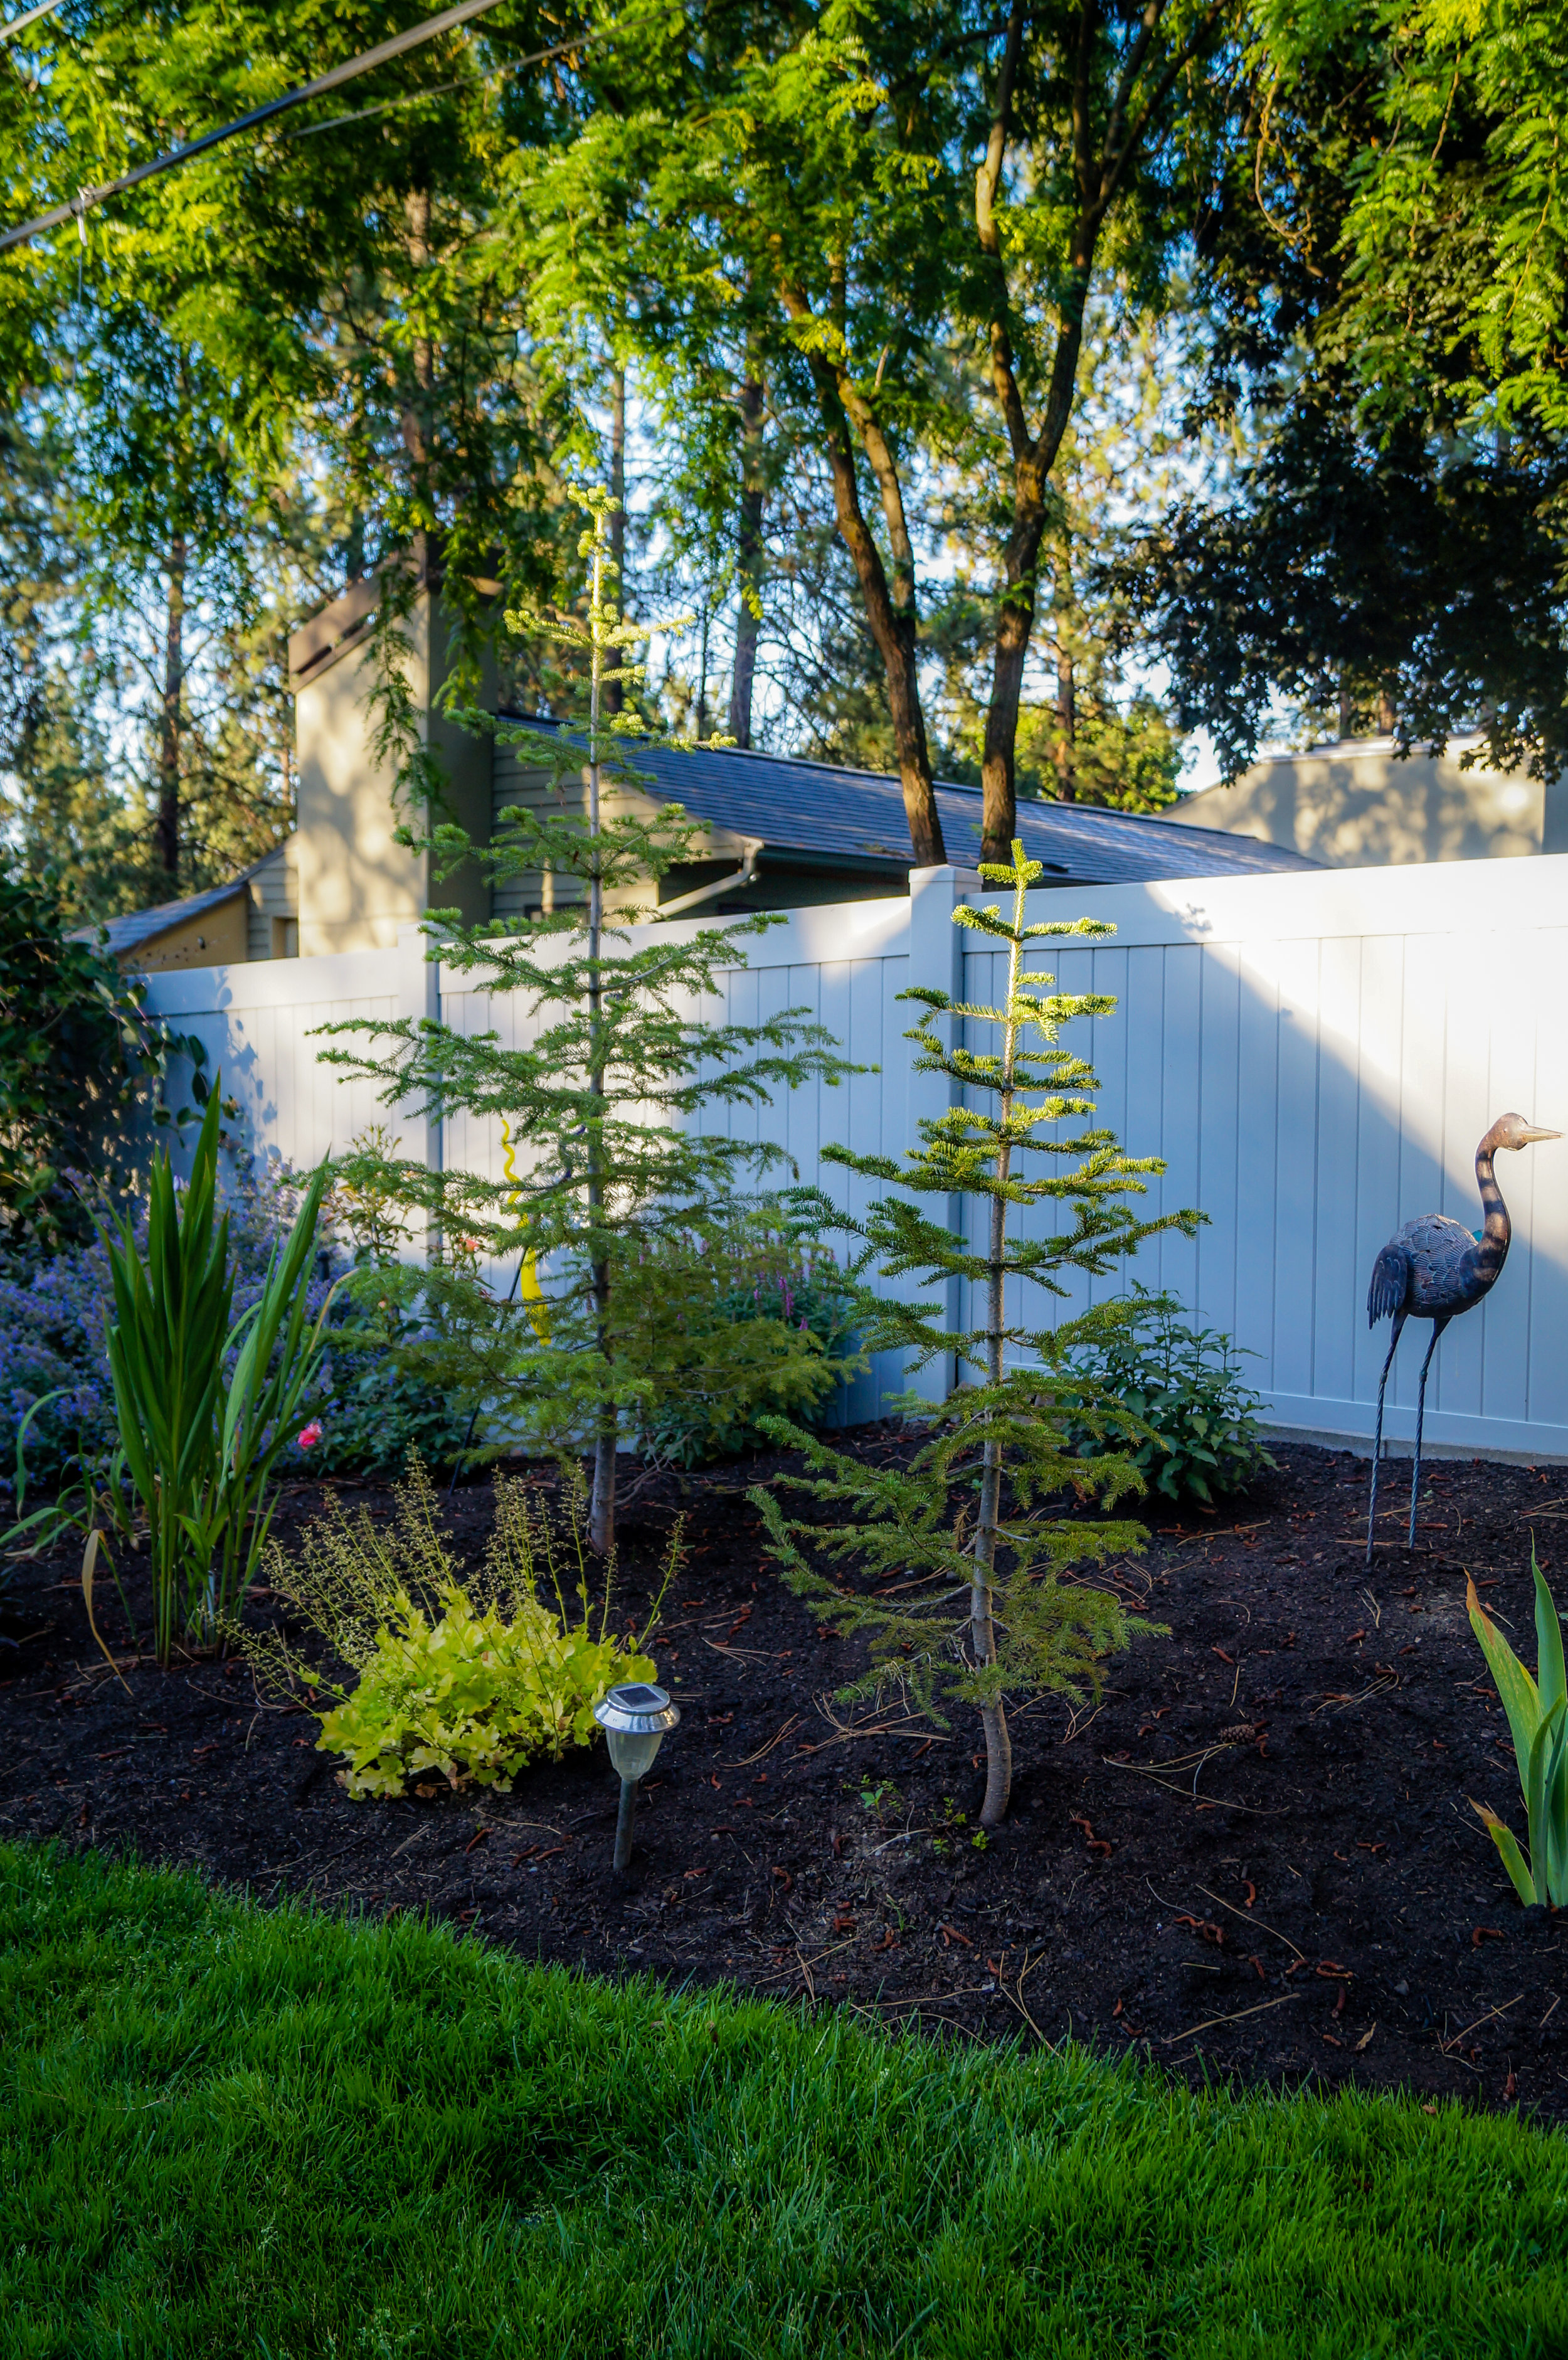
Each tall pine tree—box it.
[322,486,850,1553]
[752,841,1200,1825]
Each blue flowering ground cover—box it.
[0,1159,470,1502]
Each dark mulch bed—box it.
[3,1434,1565,2122]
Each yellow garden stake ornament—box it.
[502,1119,551,1346]
[445,1119,553,1499]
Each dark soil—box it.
[3,1435,1565,2121]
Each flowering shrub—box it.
[249,1455,668,1799]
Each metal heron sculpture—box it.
[1366,1112,1560,1561]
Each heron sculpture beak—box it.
[1522,1126,1562,1145]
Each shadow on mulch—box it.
[3,1433,1564,2121]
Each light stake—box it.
[593,1682,680,1870]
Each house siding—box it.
[245,837,301,960]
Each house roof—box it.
[76,846,285,958]
[498,716,1322,886]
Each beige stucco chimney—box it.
[289,575,496,957]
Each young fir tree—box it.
[751,842,1201,1826]
[321,487,849,1554]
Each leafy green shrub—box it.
[252,1456,666,1799]
[299,1124,517,1479]
[0,864,200,1246]
[307,1310,480,1479]
[631,1226,862,1470]
[1062,1290,1274,1503]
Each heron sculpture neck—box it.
[1475,1118,1515,1275]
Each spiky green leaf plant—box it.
[104,1085,337,1664]
[1468,1555,1568,1907]
[317,485,850,1555]
[751,841,1202,1825]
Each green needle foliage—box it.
[320,485,849,1555]
[753,841,1200,1826]
[103,1085,337,1665]
[1468,1552,1568,1908]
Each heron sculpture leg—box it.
[1366,1309,1407,1564]
[1408,1316,1451,1549]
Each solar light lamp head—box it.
[593,1682,679,1783]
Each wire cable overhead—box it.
[0,0,568,255]
[0,0,66,45]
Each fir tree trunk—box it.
[604,369,627,718]
[586,526,616,1556]
[973,903,1020,1826]
[156,533,186,890]
[727,371,765,747]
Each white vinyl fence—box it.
[144,853,1568,1460]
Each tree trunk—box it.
[779,280,945,866]
[795,344,945,866]
[727,372,765,747]
[585,523,615,1556]
[604,368,627,716]
[1054,560,1076,794]
[973,891,1022,1827]
[402,190,436,588]
[1338,678,1355,740]
[980,494,1049,859]
[1377,687,1397,735]
[156,533,186,889]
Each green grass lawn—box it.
[2,1844,1564,2359]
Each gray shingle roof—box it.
[82,876,250,959]
[498,717,1320,886]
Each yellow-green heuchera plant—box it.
[250,1456,666,1798]
[1468,1551,1568,1906]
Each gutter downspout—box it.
[657,837,765,918]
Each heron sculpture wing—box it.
[1367,1242,1409,1326]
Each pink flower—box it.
[297,1419,323,1450]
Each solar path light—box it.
[593,1682,681,1869]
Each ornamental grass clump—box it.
[99,1087,338,1664]
[1468,1548,1568,1906]
[250,1455,669,1799]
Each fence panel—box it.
[142,854,1568,1457]
[972,856,1568,1457]
[142,940,420,1179]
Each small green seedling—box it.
[1466,1554,1567,1906]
